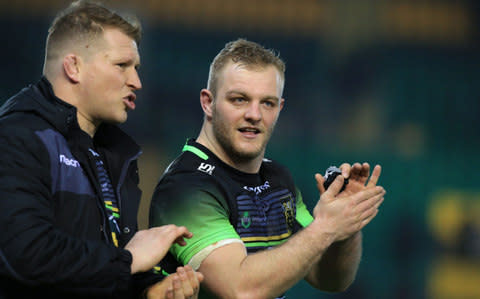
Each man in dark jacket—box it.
[0,1,202,298]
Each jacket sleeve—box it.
[0,126,133,297]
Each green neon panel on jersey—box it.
[153,186,241,265]
[295,191,314,227]
[151,140,315,267]
[182,144,208,160]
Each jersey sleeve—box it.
[150,176,241,266]
[295,187,314,227]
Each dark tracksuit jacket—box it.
[0,77,161,298]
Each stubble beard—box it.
[211,107,274,165]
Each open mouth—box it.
[123,94,136,110]
[238,127,261,136]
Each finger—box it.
[367,165,382,187]
[352,206,380,234]
[173,227,193,246]
[175,237,187,246]
[184,265,201,289]
[196,271,204,283]
[176,226,193,239]
[150,225,189,242]
[359,162,370,182]
[324,174,345,197]
[178,267,195,297]
[339,163,351,178]
[165,285,174,299]
[376,196,385,209]
[356,193,384,217]
[171,274,184,299]
[359,208,379,229]
[353,186,385,205]
[356,192,385,213]
[350,162,367,184]
[314,173,326,194]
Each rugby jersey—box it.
[150,139,313,268]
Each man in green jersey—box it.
[150,39,386,298]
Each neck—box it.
[50,76,98,138]
[196,124,263,174]
[76,111,98,138]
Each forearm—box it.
[306,231,362,292]
[203,224,335,299]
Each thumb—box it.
[196,271,205,283]
[314,173,326,194]
[324,175,345,197]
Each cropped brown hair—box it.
[207,38,286,97]
[45,0,141,62]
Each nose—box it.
[127,68,142,90]
[244,101,262,123]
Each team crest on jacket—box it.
[280,194,295,232]
[241,211,251,228]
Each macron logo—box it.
[59,154,80,168]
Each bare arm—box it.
[199,223,333,299]
[198,174,385,299]
[305,231,363,292]
[305,163,384,291]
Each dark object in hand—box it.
[323,166,348,192]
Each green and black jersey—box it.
[150,139,313,270]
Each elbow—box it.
[308,269,356,293]
[321,284,351,294]
[233,288,270,299]
[317,276,356,293]
[227,284,275,299]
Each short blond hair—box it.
[207,38,286,97]
[44,0,141,71]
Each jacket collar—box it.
[0,76,141,158]
[0,76,77,136]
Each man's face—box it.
[211,62,284,162]
[78,27,141,126]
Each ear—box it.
[279,98,285,112]
[62,54,81,83]
[200,89,214,118]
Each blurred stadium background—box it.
[1,0,479,298]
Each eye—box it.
[231,97,246,105]
[262,100,276,108]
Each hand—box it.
[317,162,382,196]
[338,162,382,195]
[125,225,193,274]
[147,266,204,299]
[312,169,385,242]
